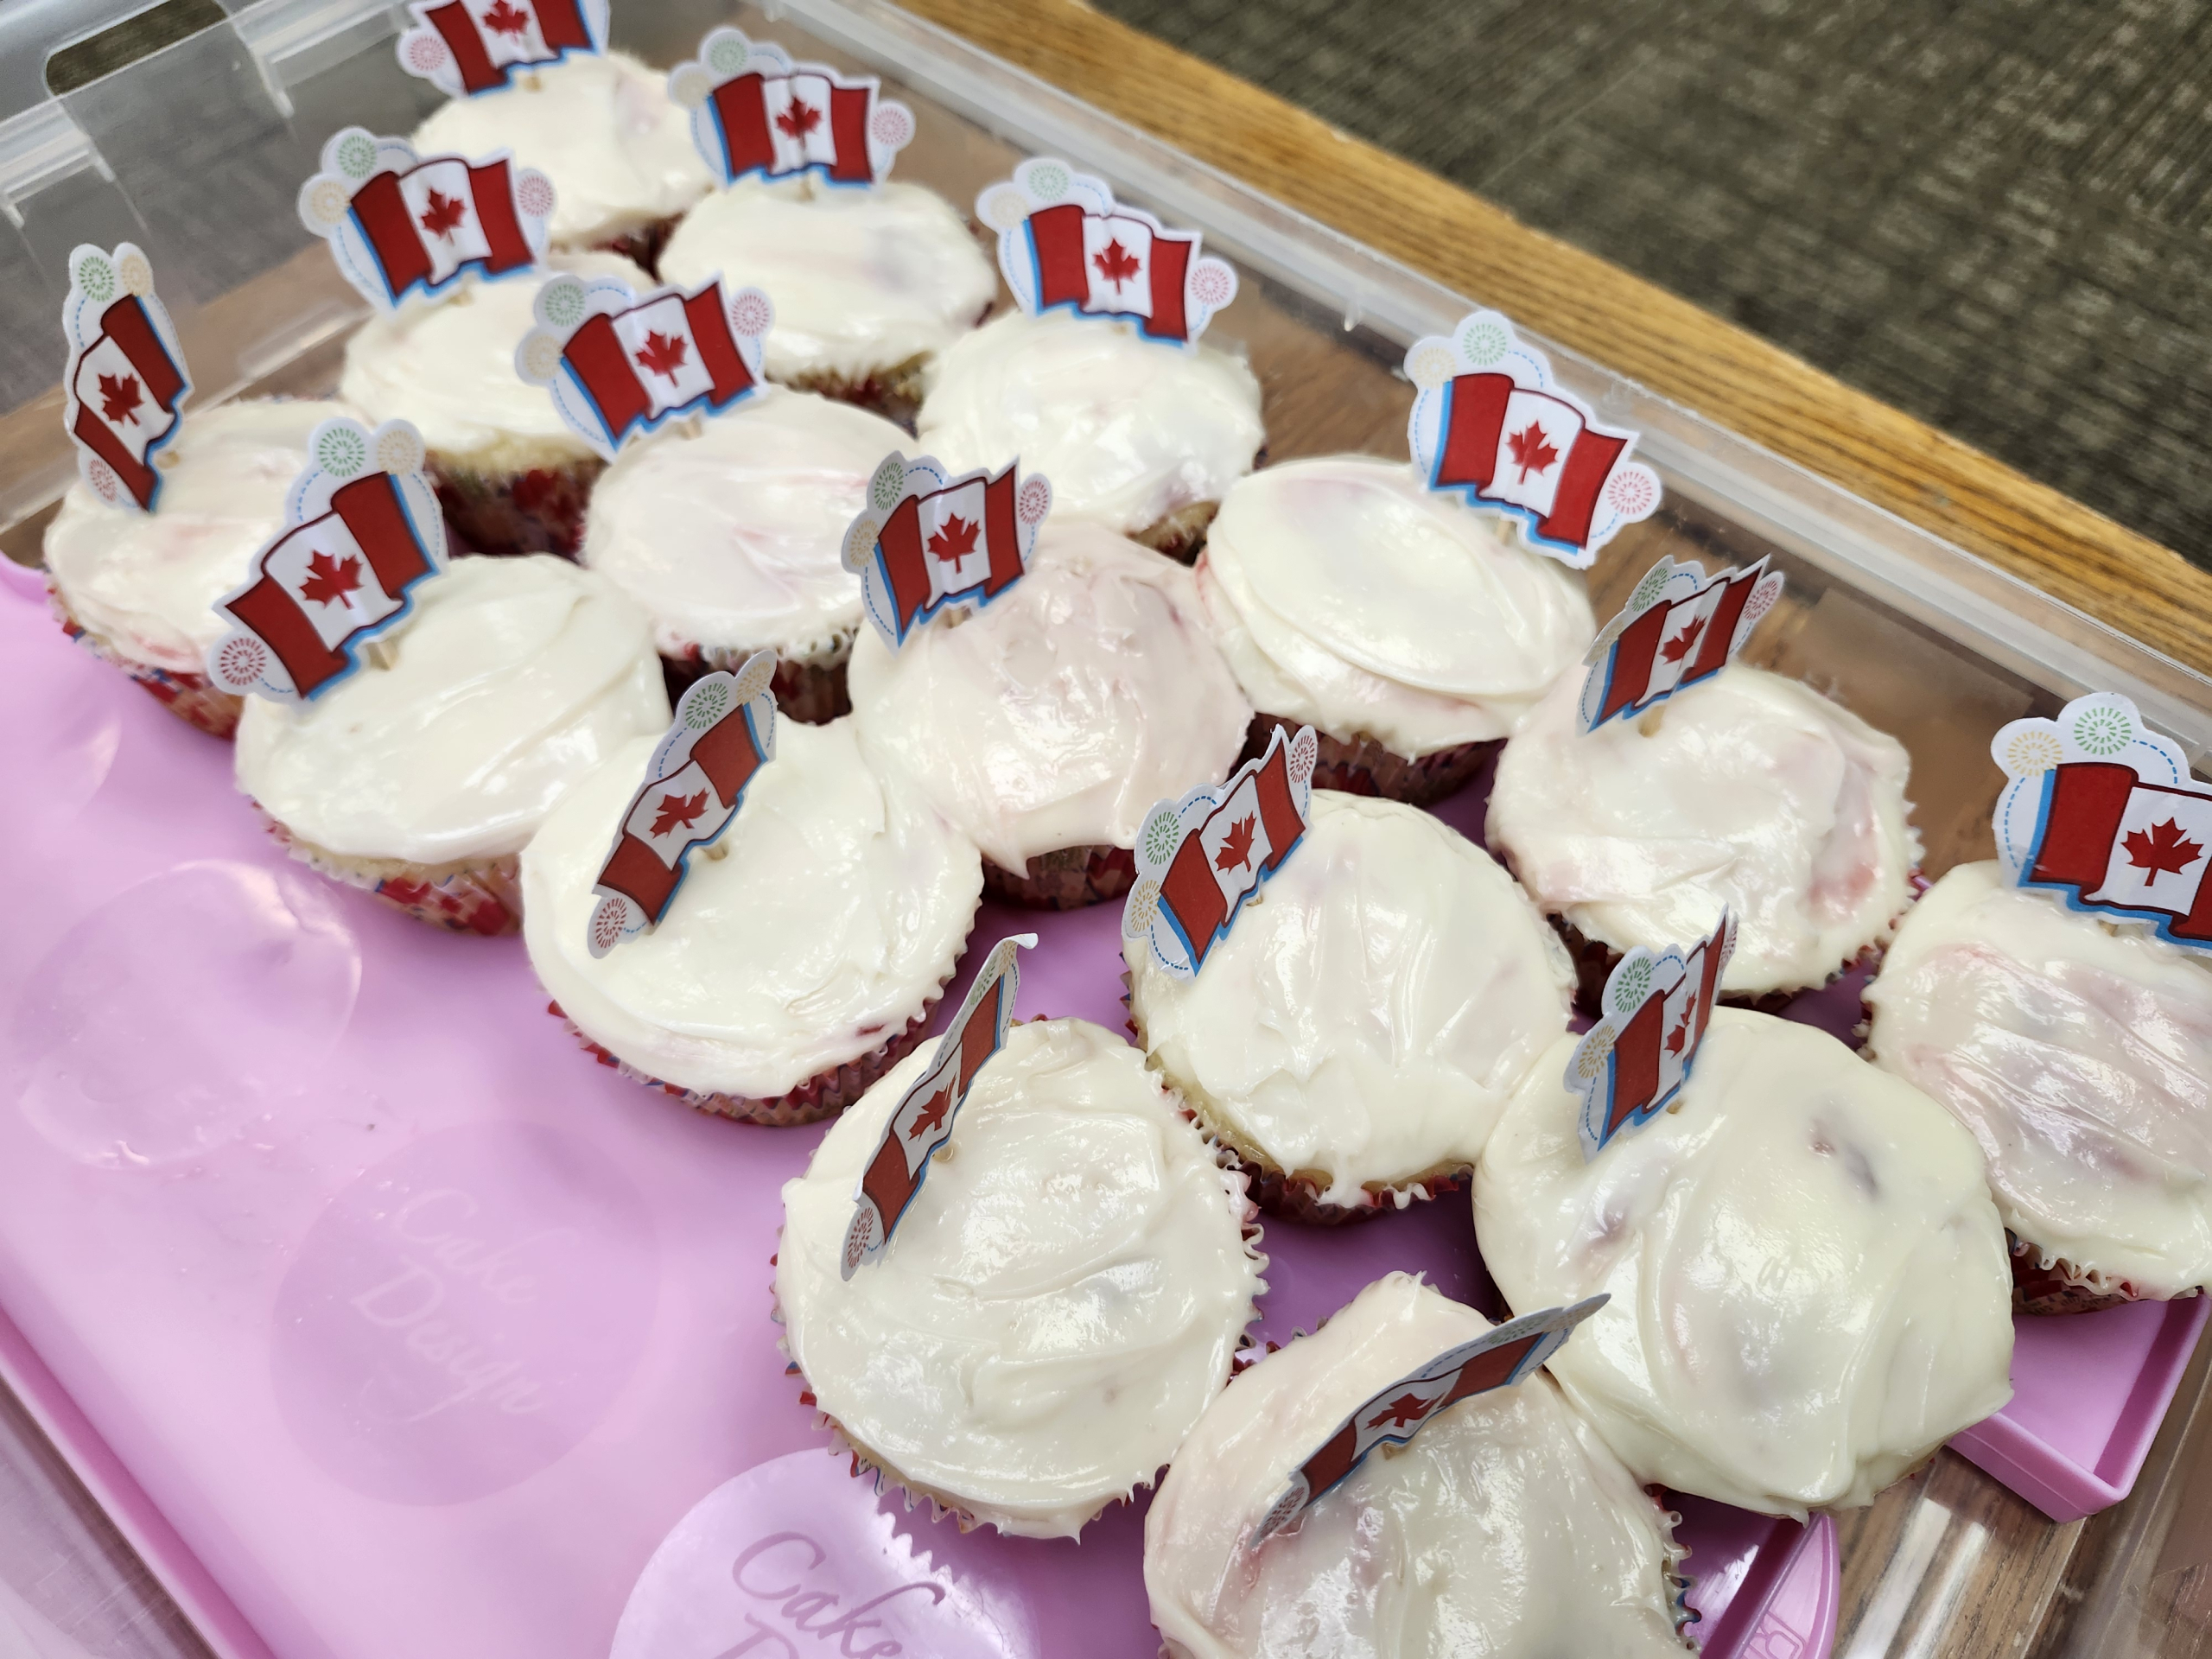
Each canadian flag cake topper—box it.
[397,0,606,98]
[976,158,1239,346]
[516,270,771,461]
[205,418,449,705]
[1249,1293,1608,1548]
[1565,912,1737,1162]
[1991,691,2212,953]
[1123,723,1318,981]
[668,27,914,188]
[1405,309,1662,568]
[1580,555,1784,733]
[60,243,191,513]
[842,452,1051,649]
[299,127,552,313]
[842,933,1037,1280]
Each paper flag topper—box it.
[842,934,1036,1279]
[516,271,771,461]
[1404,310,1661,568]
[1123,724,1318,981]
[205,419,448,704]
[397,0,606,97]
[1580,556,1783,732]
[299,127,552,313]
[1249,1294,1608,1547]
[1565,912,1737,1162]
[975,158,1239,346]
[1991,692,2212,953]
[588,653,779,957]
[668,27,915,188]
[841,452,1051,649]
[60,244,191,514]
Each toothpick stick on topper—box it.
[841,452,1051,649]
[1248,1293,1609,1548]
[205,419,448,704]
[60,244,191,513]
[516,271,771,461]
[668,27,915,188]
[1564,911,1737,1162]
[1123,723,1318,980]
[842,933,1037,1279]
[1991,691,2212,953]
[397,0,607,98]
[1579,556,1784,732]
[1404,310,1662,568]
[976,158,1239,346]
[586,652,779,957]
[299,128,552,313]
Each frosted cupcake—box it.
[236,554,666,933]
[848,522,1252,906]
[1126,792,1573,1222]
[915,309,1264,561]
[1146,1274,1688,1659]
[1489,664,1920,1002]
[1197,457,1594,804]
[1477,1008,2013,1516]
[1866,859,2212,1313]
[578,387,909,721]
[776,1016,1263,1535]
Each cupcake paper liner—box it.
[1553,902,1909,1015]
[256,807,521,935]
[49,586,241,740]
[430,454,604,558]
[984,842,1138,910]
[661,645,851,727]
[1243,713,1497,810]
[785,355,931,429]
[2005,1233,2193,1317]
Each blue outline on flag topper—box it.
[60,242,192,514]
[1578,555,1784,733]
[839,451,1052,650]
[395,0,609,99]
[667,27,915,190]
[1563,910,1736,1162]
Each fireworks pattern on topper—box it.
[60,243,191,513]
[396,0,607,98]
[1990,691,2212,953]
[1564,911,1737,1162]
[668,27,914,188]
[515,270,771,461]
[1405,309,1662,568]
[205,419,449,705]
[299,127,552,312]
[976,158,1239,346]
[841,452,1051,649]
[1579,555,1784,732]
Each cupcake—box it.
[340,249,650,556]
[42,399,352,739]
[658,177,996,419]
[848,521,1253,907]
[915,309,1264,562]
[1146,1274,1688,1659]
[1476,1007,2014,1515]
[775,1016,1264,1536]
[1488,664,1920,1002]
[235,553,667,934]
[1866,859,2212,1313]
[1126,791,1573,1222]
[578,386,910,721]
[410,51,713,268]
[1196,457,1594,805]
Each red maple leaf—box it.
[906,1084,953,1141]
[776,97,822,140]
[418,187,468,241]
[480,0,530,36]
[1666,1015,1692,1058]
[2124,817,2206,887]
[1092,238,1141,292]
[926,513,981,564]
[1213,814,1258,874]
[96,372,143,426]
[1365,1393,1433,1430]
[650,789,709,839]
[1661,613,1707,665]
[297,550,363,608]
[1506,420,1560,481]
[633,329,690,383]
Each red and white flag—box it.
[1580,556,1784,731]
[844,454,1052,648]
[60,245,191,512]
[669,30,913,189]
[1565,912,1737,1160]
[398,0,603,98]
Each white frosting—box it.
[1476,1009,2014,1516]
[1488,664,1919,997]
[42,399,352,675]
[1199,458,1597,757]
[236,554,667,866]
[1127,792,1573,1205]
[410,52,712,246]
[660,178,997,385]
[1147,1274,1685,1659]
[339,249,651,473]
[847,523,1253,870]
[916,310,1264,537]
[1867,860,2212,1297]
[777,1016,1262,1537]
[579,388,907,662]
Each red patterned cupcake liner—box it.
[431,454,603,558]
[2005,1233,2184,1317]
[256,808,520,935]
[1242,713,1497,809]
[983,842,1137,909]
[48,585,240,739]
[661,646,850,726]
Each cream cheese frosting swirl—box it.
[1146,1273,1687,1659]
[777,1016,1262,1538]
[1476,1008,2014,1516]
